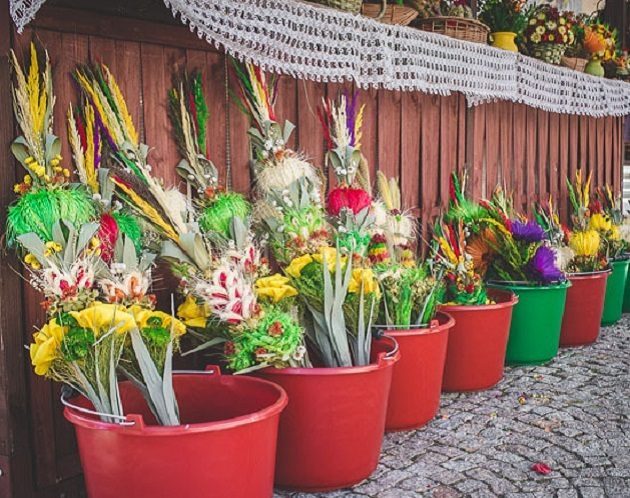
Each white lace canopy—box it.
[9,0,630,117]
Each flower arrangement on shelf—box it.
[478,0,532,52]
[582,19,618,76]
[524,5,576,65]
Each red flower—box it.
[327,187,372,216]
[97,213,119,263]
[531,462,552,475]
[268,321,284,337]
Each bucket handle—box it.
[61,367,221,426]
[379,334,399,360]
[60,390,136,426]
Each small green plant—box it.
[478,0,532,35]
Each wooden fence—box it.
[0,2,624,497]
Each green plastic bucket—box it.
[602,259,630,325]
[622,256,630,313]
[488,281,570,365]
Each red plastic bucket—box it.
[64,368,287,498]
[373,312,454,432]
[256,342,399,492]
[440,289,518,392]
[560,271,610,347]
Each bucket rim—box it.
[487,279,571,291]
[63,371,288,435]
[567,269,612,280]
[438,288,519,312]
[259,337,400,377]
[373,311,455,336]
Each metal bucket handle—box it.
[60,367,221,426]
[379,333,399,360]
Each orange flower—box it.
[466,229,496,276]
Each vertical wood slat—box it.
[377,90,402,180]
[558,114,570,221]
[439,95,458,207]
[140,43,186,187]
[536,109,549,202]
[400,92,421,213]
[420,94,441,250]
[512,104,526,212]
[525,107,538,211]
[484,102,500,192]
[468,104,485,200]
[297,79,326,174]
[548,113,560,206]
[596,117,605,188]
[357,88,379,187]
[499,101,513,192]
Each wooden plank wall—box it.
[0,5,624,497]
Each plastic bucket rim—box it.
[259,338,400,377]
[63,373,288,435]
[374,311,455,337]
[488,279,571,292]
[567,269,612,281]
[439,289,519,312]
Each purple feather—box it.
[344,90,359,147]
[511,220,545,243]
[95,112,117,153]
[529,246,564,283]
[93,121,101,169]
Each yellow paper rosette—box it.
[177,294,210,328]
[255,274,298,303]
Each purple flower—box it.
[529,246,564,283]
[511,220,545,243]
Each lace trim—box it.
[10,0,630,117]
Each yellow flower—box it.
[23,174,32,185]
[348,268,379,295]
[130,305,186,337]
[70,303,136,335]
[30,319,66,376]
[285,254,314,278]
[177,294,209,328]
[255,274,298,303]
[589,213,612,233]
[569,230,600,257]
[312,246,347,272]
[24,253,41,269]
[610,225,621,241]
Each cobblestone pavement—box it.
[275,317,630,498]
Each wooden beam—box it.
[32,5,215,51]
[0,4,33,498]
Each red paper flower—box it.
[327,187,372,216]
[97,213,119,263]
[531,462,552,475]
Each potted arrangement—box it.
[234,71,399,491]
[620,215,630,312]
[589,185,629,325]
[582,19,617,77]
[524,5,576,65]
[369,172,453,431]
[60,60,289,498]
[437,173,517,392]
[472,188,569,365]
[538,179,609,346]
[478,0,531,52]
[561,13,590,72]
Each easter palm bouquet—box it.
[7,44,97,247]
[591,185,627,260]
[370,175,444,328]
[431,218,489,305]
[477,188,565,284]
[233,63,328,265]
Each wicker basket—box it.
[414,16,490,44]
[560,56,588,72]
[361,2,419,26]
[308,0,363,14]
